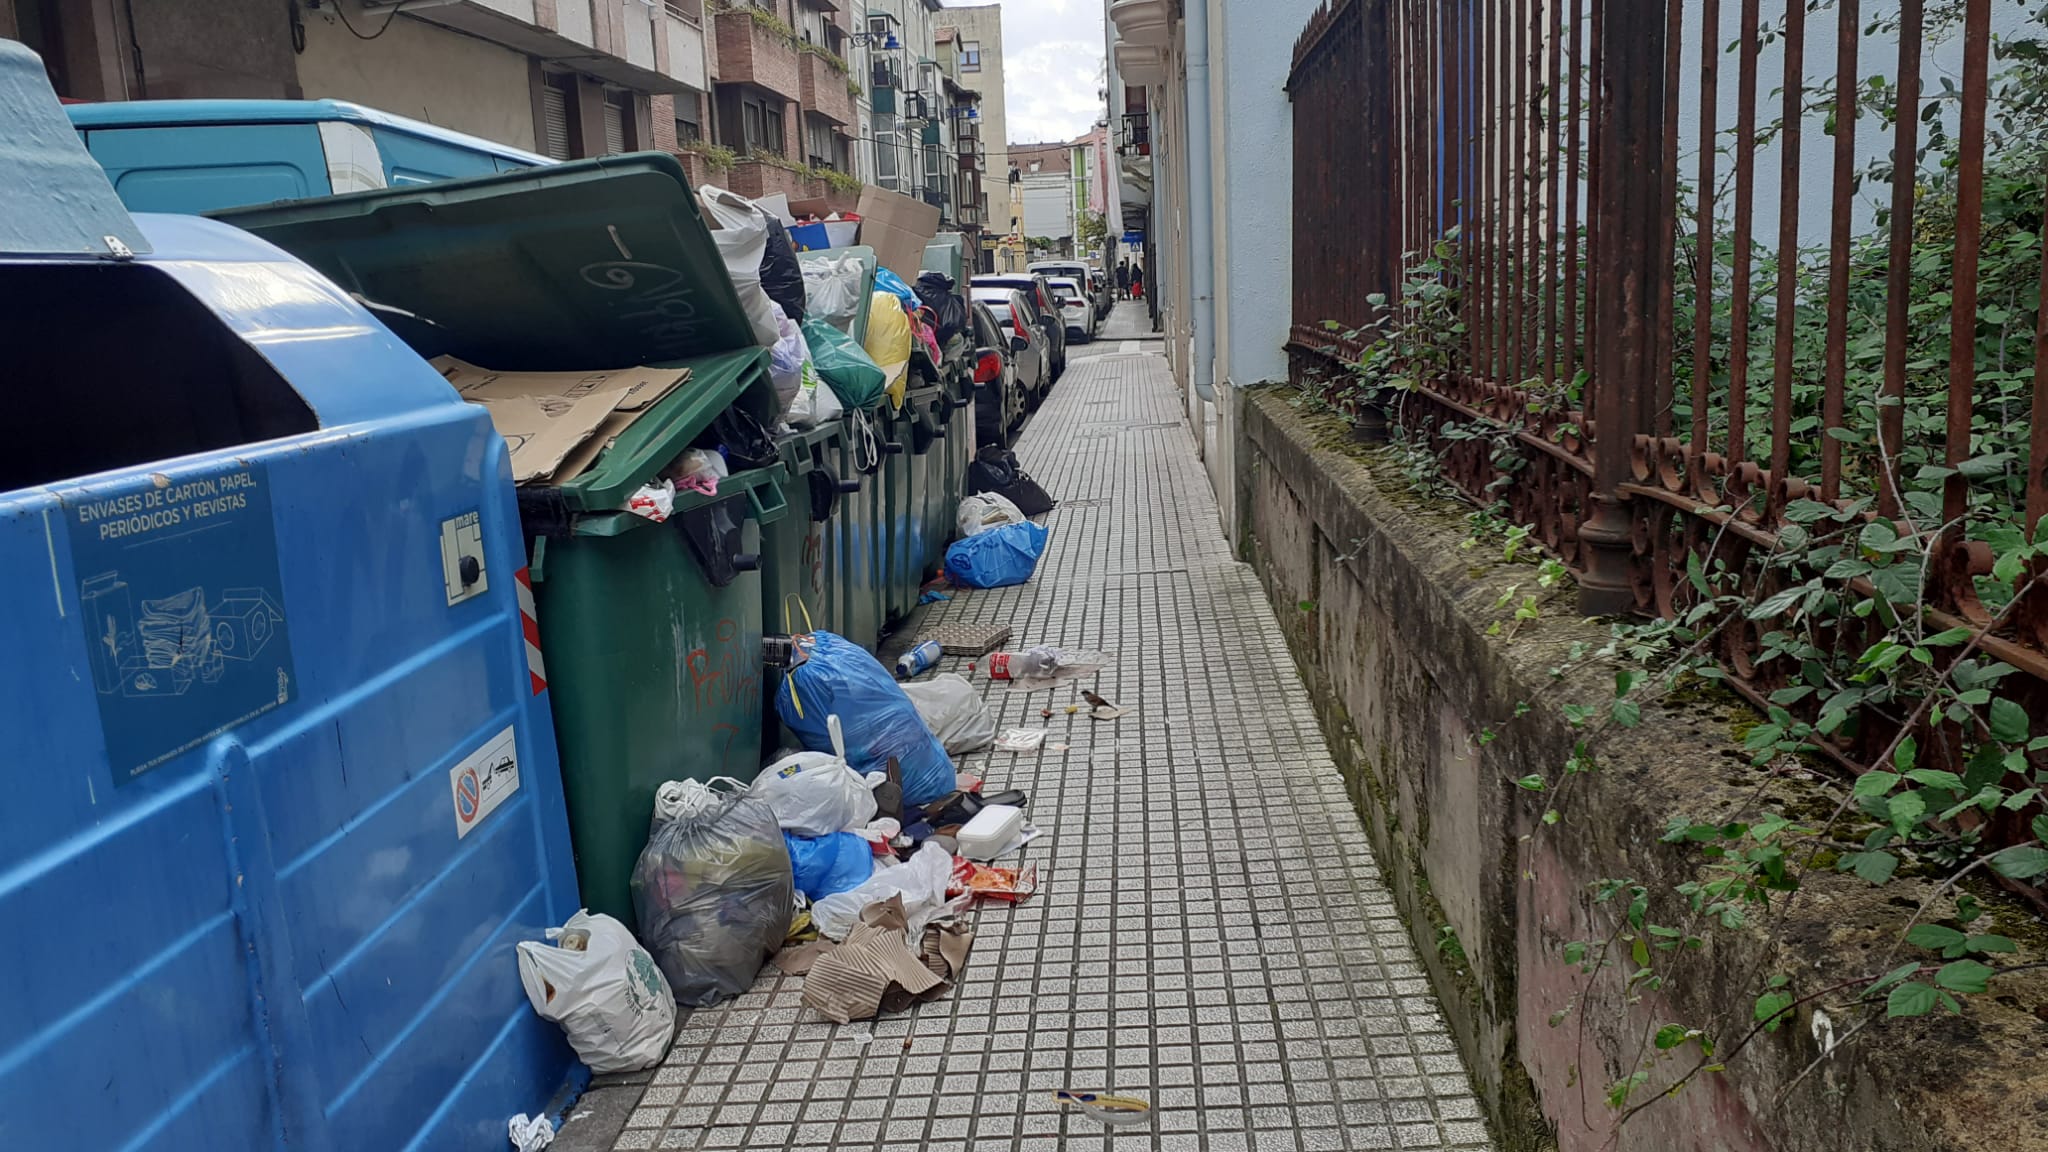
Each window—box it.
[540,73,579,161]
[676,115,701,144]
[763,104,784,156]
[664,0,702,22]
[806,116,835,170]
[602,91,629,154]
[962,40,982,72]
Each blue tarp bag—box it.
[784,831,876,899]
[945,521,1049,589]
[874,267,921,310]
[776,631,956,807]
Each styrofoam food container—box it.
[956,804,1026,860]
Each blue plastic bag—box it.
[776,631,956,807]
[874,267,920,310]
[944,521,1049,589]
[784,831,876,900]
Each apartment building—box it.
[4,0,707,162]
[934,3,1005,271]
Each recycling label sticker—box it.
[66,463,295,783]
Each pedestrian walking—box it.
[1130,264,1144,300]
[1116,260,1132,300]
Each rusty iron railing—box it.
[1285,0,2048,772]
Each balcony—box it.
[958,148,979,173]
[405,1,697,92]
[798,49,854,126]
[714,7,801,103]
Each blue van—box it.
[67,98,551,214]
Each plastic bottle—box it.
[894,639,943,679]
[988,646,1063,680]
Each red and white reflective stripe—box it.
[515,566,547,695]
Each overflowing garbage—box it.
[630,779,794,1008]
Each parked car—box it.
[973,273,1067,383]
[1030,260,1112,319]
[968,301,1026,447]
[1045,275,1099,343]
[971,286,1050,411]
[67,99,550,214]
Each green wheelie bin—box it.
[878,399,919,623]
[220,154,795,924]
[835,410,886,650]
[761,422,861,748]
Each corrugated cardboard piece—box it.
[798,897,972,1024]
[854,185,941,283]
[432,357,690,485]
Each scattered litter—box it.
[1039,709,1053,720]
[667,449,726,496]
[1055,1091,1152,1126]
[515,912,674,1074]
[955,773,982,792]
[994,728,1049,752]
[625,478,675,522]
[800,895,973,1023]
[752,719,876,836]
[1064,705,1079,714]
[894,639,943,679]
[919,589,953,605]
[989,647,1110,691]
[508,1112,556,1151]
[957,491,1028,537]
[811,843,961,942]
[951,858,1039,903]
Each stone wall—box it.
[1240,389,2048,1152]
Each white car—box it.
[1044,275,1098,343]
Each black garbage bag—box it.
[695,406,778,472]
[760,217,807,324]
[913,271,968,346]
[966,446,1056,516]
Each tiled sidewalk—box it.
[606,337,1493,1152]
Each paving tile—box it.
[599,329,1489,1151]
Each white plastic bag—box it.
[901,673,997,754]
[516,911,675,1074]
[626,478,676,523]
[956,492,1027,538]
[751,717,877,834]
[812,842,961,943]
[766,302,811,418]
[700,185,782,346]
[787,356,844,428]
[801,251,867,331]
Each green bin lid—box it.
[210,152,755,369]
[213,153,781,513]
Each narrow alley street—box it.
[589,306,1493,1152]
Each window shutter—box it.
[603,95,627,154]
[542,81,572,160]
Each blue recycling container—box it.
[0,43,582,1152]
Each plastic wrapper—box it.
[766,302,812,417]
[630,782,794,1008]
[776,630,956,808]
[944,520,1049,588]
[759,216,807,324]
[626,478,676,523]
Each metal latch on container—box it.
[102,235,134,260]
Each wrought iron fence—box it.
[1286,0,2048,792]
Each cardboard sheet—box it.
[798,897,973,1024]
[854,185,941,283]
[432,357,690,485]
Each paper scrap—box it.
[994,728,1049,752]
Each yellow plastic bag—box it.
[863,291,913,408]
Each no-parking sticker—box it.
[450,725,520,838]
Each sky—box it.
[943,0,1105,145]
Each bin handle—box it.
[745,477,790,524]
[782,593,815,636]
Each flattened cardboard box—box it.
[854,185,941,284]
[432,357,690,485]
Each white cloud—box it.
[946,0,1105,144]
